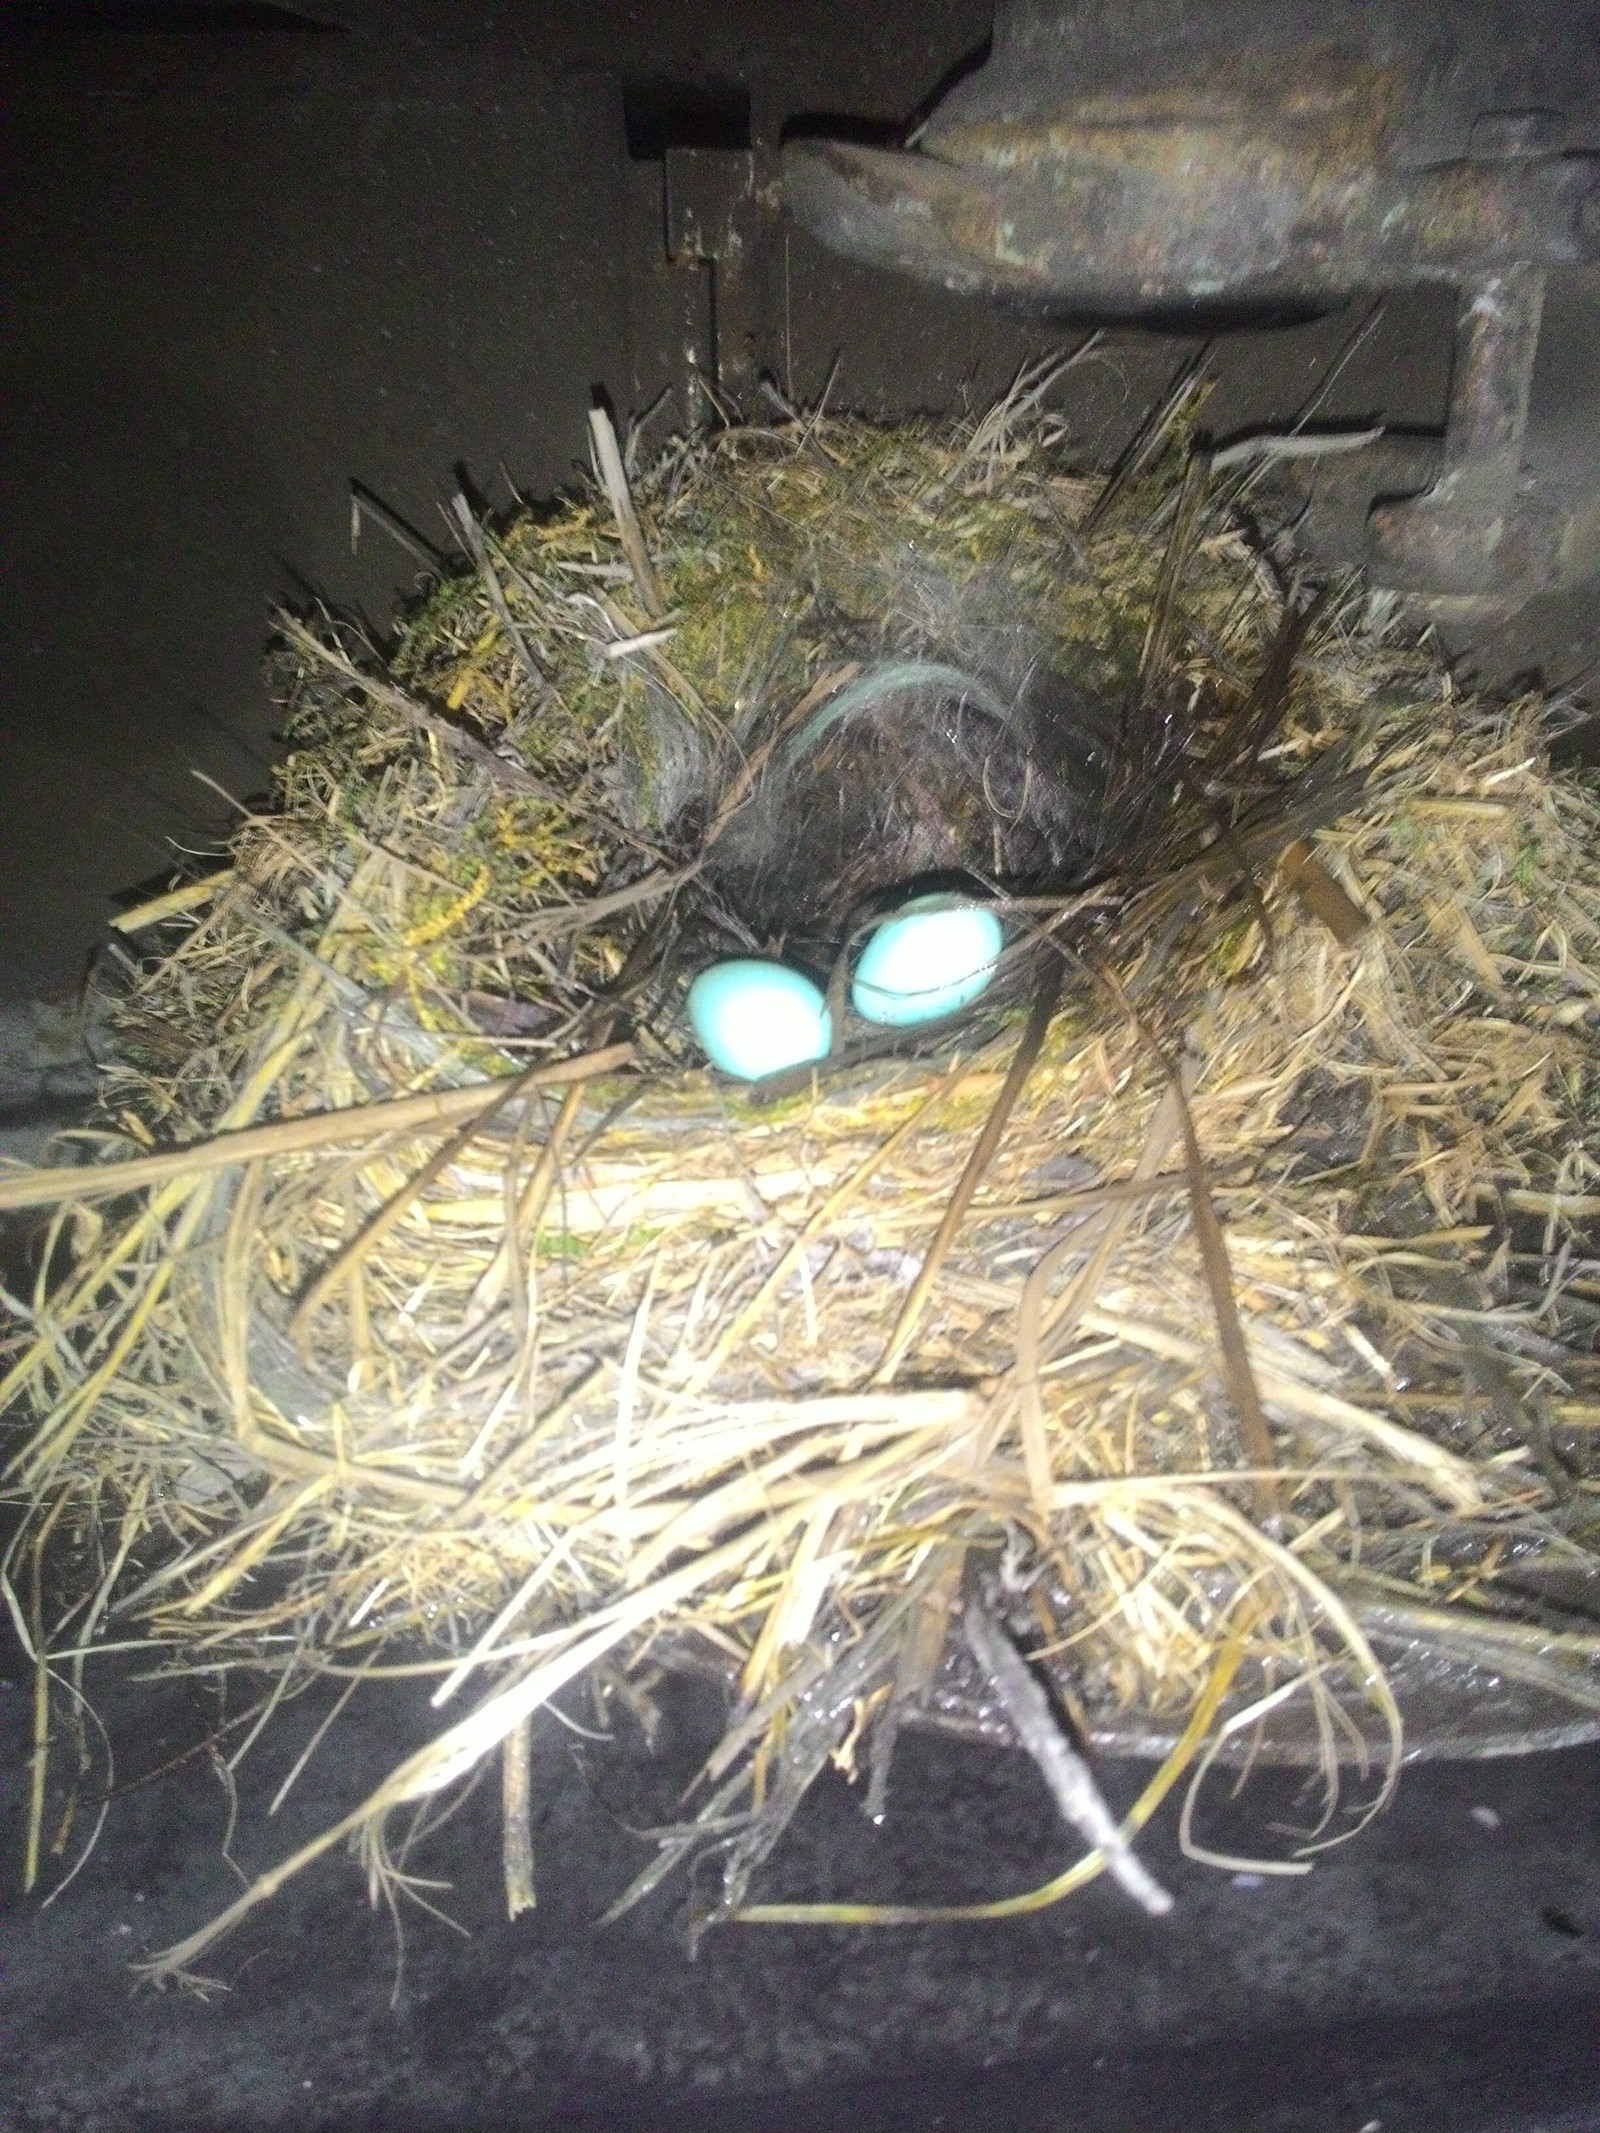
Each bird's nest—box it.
[4,374,1599,1977]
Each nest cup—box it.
[3,376,1599,1975]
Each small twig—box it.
[448,494,553,707]
[25,1536,49,1895]
[1206,584,1331,777]
[350,482,447,569]
[589,406,665,619]
[501,1716,536,1919]
[1080,345,1210,539]
[22,1490,74,1895]
[798,350,844,462]
[963,1596,1173,1918]
[601,627,677,662]
[111,870,235,934]
[624,386,674,477]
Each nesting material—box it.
[3,383,1599,1977]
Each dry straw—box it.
[3,374,1598,1979]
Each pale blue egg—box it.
[687,960,833,1080]
[851,898,1004,1027]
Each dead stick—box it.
[963,1596,1172,1917]
[589,407,665,619]
[501,1716,537,1919]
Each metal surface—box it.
[1368,266,1557,598]
[782,0,1600,610]
[783,65,1600,312]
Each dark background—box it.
[5,2,1598,1009]
[2,5,1598,2129]
[6,0,1560,1008]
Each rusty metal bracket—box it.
[1368,266,1556,599]
[783,130,1600,315]
[781,0,1600,612]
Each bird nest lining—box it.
[3,384,1599,1975]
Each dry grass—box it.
[3,383,1598,1976]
